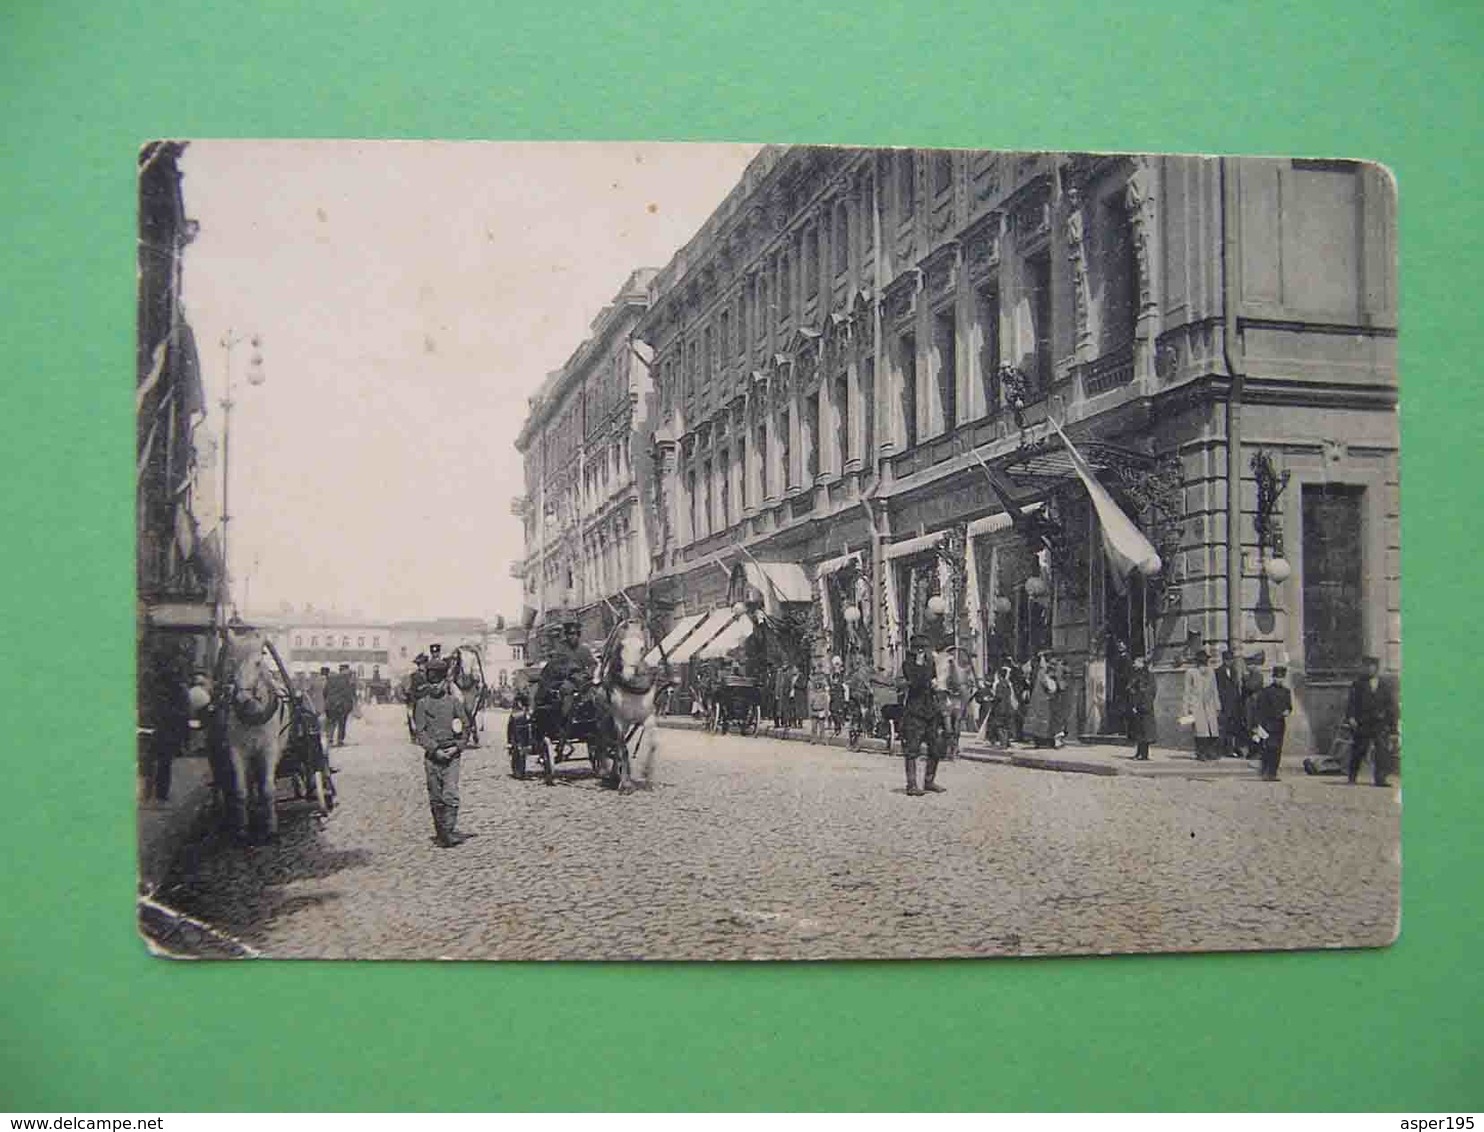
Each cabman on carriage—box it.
[537,617,598,738]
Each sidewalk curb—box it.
[652,715,1262,781]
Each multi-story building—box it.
[621,146,1396,757]
[512,269,659,648]
[254,615,488,685]
[137,141,220,637]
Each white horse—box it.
[219,630,288,841]
[597,619,664,793]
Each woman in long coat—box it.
[1181,649,1223,760]
[1126,654,1157,760]
[1023,653,1058,748]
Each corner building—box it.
[629,147,1397,758]
[513,270,660,649]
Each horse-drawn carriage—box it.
[709,676,762,735]
[846,677,901,752]
[507,664,619,784]
[212,627,336,842]
[506,619,663,793]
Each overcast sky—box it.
[179,140,761,623]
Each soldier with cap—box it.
[1250,665,1293,781]
[898,631,947,796]
[412,656,474,848]
[538,618,597,733]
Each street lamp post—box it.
[219,330,264,622]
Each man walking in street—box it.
[1251,665,1293,781]
[1346,655,1399,786]
[413,657,474,848]
[325,663,356,747]
[898,631,946,796]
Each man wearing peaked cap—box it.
[413,656,475,848]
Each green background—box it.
[2,0,1479,1112]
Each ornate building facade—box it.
[624,146,1397,756]
[512,269,660,647]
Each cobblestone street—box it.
[158,703,1400,960]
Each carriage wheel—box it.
[741,706,759,736]
[540,737,555,784]
[311,769,334,814]
[510,743,527,780]
[848,716,863,750]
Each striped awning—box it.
[698,612,756,660]
[668,608,739,665]
[966,502,1045,539]
[884,529,948,560]
[644,611,707,666]
[814,550,862,578]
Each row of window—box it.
[294,633,381,649]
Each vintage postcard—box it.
[136,141,1400,960]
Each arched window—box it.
[311,635,319,647]
[294,636,302,648]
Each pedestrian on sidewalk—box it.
[1049,656,1072,748]
[143,646,192,803]
[1345,656,1399,787]
[1215,650,1244,757]
[1251,665,1292,781]
[1240,658,1265,759]
[828,656,848,737]
[808,673,829,742]
[1127,654,1157,760]
[413,658,474,848]
[1024,652,1058,749]
[1181,649,1223,760]
[898,632,946,795]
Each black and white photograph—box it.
[136,141,1400,960]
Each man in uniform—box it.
[412,657,474,848]
[1251,665,1293,781]
[538,618,596,734]
[898,631,946,796]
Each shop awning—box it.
[966,502,1045,539]
[667,608,738,664]
[814,550,862,578]
[742,560,812,603]
[644,610,707,666]
[884,529,948,560]
[698,612,756,659]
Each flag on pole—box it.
[1047,417,1162,588]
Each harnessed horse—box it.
[595,618,667,793]
[216,630,290,842]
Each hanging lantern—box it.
[927,594,947,616]
[1264,556,1292,583]
[992,595,1012,615]
[1024,575,1048,599]
[842,604,861,625]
